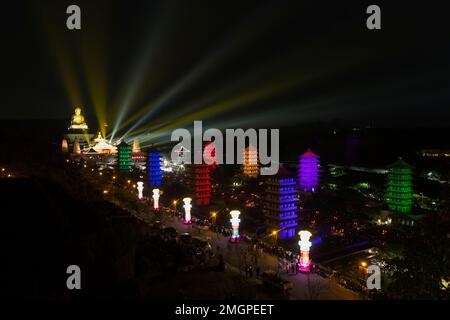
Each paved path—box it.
[164,215,362,300]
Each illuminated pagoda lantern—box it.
[61,138,69,154]
[386,158,414,214]
[229,210,241,242]
[72,139,81,155]
[298,230,312,272]
[152,188,160,209]
[117,140,133,173]
[183,197,192,224]
[298,149,320,192]
[262,167,299,239]
[186,143,211,206]
[131,139,146,169]
[243,145,259,178]
[64,107,93,149]
[148,145,162,187]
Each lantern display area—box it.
[386,158,414,214]
[298,149,319,192]
[117,141,133,173]
[148,147,162,187]
[298,230,312,272]
[137,181,144,200]
[243,145,259,178]
[152,188,160,210]
[229,210,241,242]
[183,197,192,224]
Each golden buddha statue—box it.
[70,107,88,130]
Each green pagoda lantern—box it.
[117,140,133,173]
[386,158,413,213]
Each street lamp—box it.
[272,230,278,245]
[211,211,217,225]
[173,200,177,215]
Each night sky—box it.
[1,0,450,140]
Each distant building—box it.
[386,158,414,214]
[418,149,450,158]
[263,167,299,239]
[298,149,320,192]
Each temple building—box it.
[386,158,414,214]
[90,132,117,154]
[263,167,299,239]
[243,145,259,178]
[298,149,320,192]
[64,107,94,150]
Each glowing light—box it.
[103,190,109,194]
[386,158,413,213]
[152,188,160,209]
[298,149,319,192]
[62,139,69,153]
[73,139,81,155]
[298,230,312,272]
[137,181,144,200]
[229,210,241,241]
[183,197,192,224]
